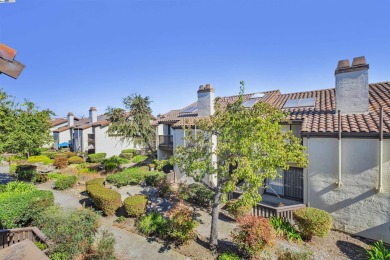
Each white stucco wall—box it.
[94,125,136,157]
[306,137,390,242]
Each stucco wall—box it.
[94,126,135,157]
[306,137,390,242]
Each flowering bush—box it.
[232,215,275,257]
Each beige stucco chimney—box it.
[335,56,369,115]
[67,112,74,127]
[197,84,215,117]
[89,107,97,123]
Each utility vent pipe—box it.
[378,106,383,193]
[337,110,343,187]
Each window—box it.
[242,99,259,108]
[283,97,316,109]
[265,167,303,201]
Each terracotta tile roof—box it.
[0,43,25,79]
[158,90,280,128]
[51,118,67,127]
[53,115,109,132]
[271,82,390,134]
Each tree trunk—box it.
[209,184,222,250]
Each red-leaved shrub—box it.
[232,215,275,258]
[53,157,68,169]
[166,203,198,245]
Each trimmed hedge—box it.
[179,183,215,208]
[121,149,135,154]
[124,194,148,218]
[88,153,107,163]
[293,207,332,240]
[15,164,37,181]
[27,155,52,164]
[86,178,121,216]
[68,156,85,164]
[53,157,68,169]
[54,175,78,190]
[106,167,147,187]
[144,172,166,186]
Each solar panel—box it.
[250,93,265,99]
[242,99,259,108]
[283,99,299,108]
[298,98,316,107]
[180,106,198,114]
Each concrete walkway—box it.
[37,183,82,210]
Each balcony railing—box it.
[252,203,306,222]
[159,135,173,148]
[0,227,50,249]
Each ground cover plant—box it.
[0,182,54,228]
[26,155,53,164]
[218,251,241,260]
[293,207,332,240]
[33,206,100,259]
[132,155,148,163]
[270,216,302,241]
[124,194,148,217]
[276,247,314,260]
[53,175,78,190]
[86,178,122,215]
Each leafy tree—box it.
[106,94,156,157]
[172,82,308,249]
[0,90,53,157]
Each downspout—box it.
[378,106,383,193]
[306,135,310,207]
[337,110,343,187]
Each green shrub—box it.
[33,206,99,259]
[0,182,54,229]
[64,151,77,158]
[49,252,71,260]
[156,177,173,198]
[219,251,241,260]
[121,149,135,154]
[106,167,148,187]
[167,204,198,245]
[53,157,68,169]
[86,179,122,216]
[68,156,85,164]
[104,162,118,172]
[88,229,116,260]
[132,155,148,163]
[15,164,37,181]
[119,153,133,160]
[226,199,251,219]
[137,211,168,237]
[366,240,390,260]
[232,215,275,258]
[124,195,147,218]
[276,247,314,260]
[88,153,107,163]
[34,241,48,250]
[41,151,58,159]
[103,155,130,165]
[144,171,166,186]
[179,183,215,207]
[270,216,302,241]
[27,155,52,164]
[293,207,332,240]
[33,173,49,183]
[54,153,68,158]
[47,172,64,180]
[9,163,17,173]
[54,175,78,190]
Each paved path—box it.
[37,183,82,210]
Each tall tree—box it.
[0,90,54,157]
[106,94,156,157]
[172,82,308,249]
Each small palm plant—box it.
[366,240,390,260]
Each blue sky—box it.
[0,0,389,117]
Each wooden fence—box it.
[0,227,49,249]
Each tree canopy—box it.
[0,90,54,156]
[106,94,156,156]
[172,82,308,249]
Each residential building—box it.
[53,107,137,157]
[156,57,390,243]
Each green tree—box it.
[172,82,308,249]
[0,90,53,157]
[106,94,156,157]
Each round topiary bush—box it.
[293,207,332,240]
[68,156,85,164]
[124,195,148,218]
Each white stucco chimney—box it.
[197,84,215,117]
[89,107,97,123]
[335,56,369,115]
[67,112,74,127]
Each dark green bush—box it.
[88,153,107,163]
[106,167,148,187]
[41,151,58,159]
[156,177,173,198]
[33,206,99,259]
[293,207,332,240]
[86,179,122,216]
[15,164,37,181]
[124,194,148,218]
[53,157,68,169]
[103,155,130,165]
[0,182,54,229]
[179,183,215,208]
[119,153,133,160]
[144,171,166,186]
[104,162,118,172]
[137,211,168,237]
[54,175,78,190]
[68,156,85,164]
[33,173,49,183]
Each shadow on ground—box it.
[336,240,368,260]
[0,173,14,184]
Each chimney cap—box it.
[337,59,350,69]
[67,112,74,116]
[89,107,97,111]
[197,83,215,93]
[352,56,367,67]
